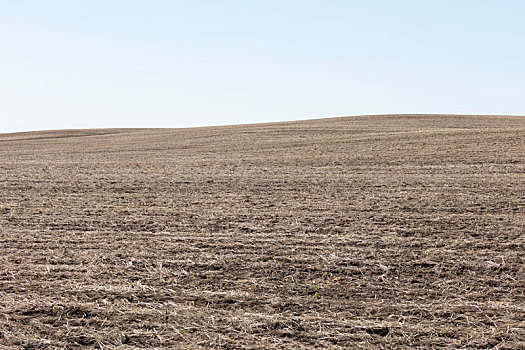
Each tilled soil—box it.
[1,115,524,349]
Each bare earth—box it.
[1,115,524,349]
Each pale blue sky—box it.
[1,1,524,133]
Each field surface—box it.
[1,115,524,349]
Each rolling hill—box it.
[1,115,524,348]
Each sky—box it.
[1,0,524,133]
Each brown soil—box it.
[1,114,524,349]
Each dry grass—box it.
[0,114,524,349]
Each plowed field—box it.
[1,115,524,349]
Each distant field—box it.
[1,115,524,349]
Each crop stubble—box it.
[0,115,524,349]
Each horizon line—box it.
[2,113,524,136]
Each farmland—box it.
[1,115,524,349]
